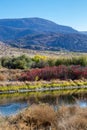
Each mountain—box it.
[0,17,87,52]
[7,33,87,52]
[81,31,87,35]
[0,17,78,40]
[0,17,78,33]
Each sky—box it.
[0,0,87,31]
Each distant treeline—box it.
[0,54,87,69]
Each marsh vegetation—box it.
[0,104,87,130]
[0,54,87,129]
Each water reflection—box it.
[0,92,87,116]
[0,102,28,116]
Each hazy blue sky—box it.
[0,0,87,31]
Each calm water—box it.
[0,92,87,116]
[0,102,28,116]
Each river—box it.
[0,92,87,116]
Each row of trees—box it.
[0,54,87,69]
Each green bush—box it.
[1,55,87,69]
[1,55,33,69]
[55,56,87,66]
[47,58,55,66]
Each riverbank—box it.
[0,80,87,94]
[0,104,87,130]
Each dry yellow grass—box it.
[0,104,87,130]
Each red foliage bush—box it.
[68,65,83,80]
[19,65,87,81]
